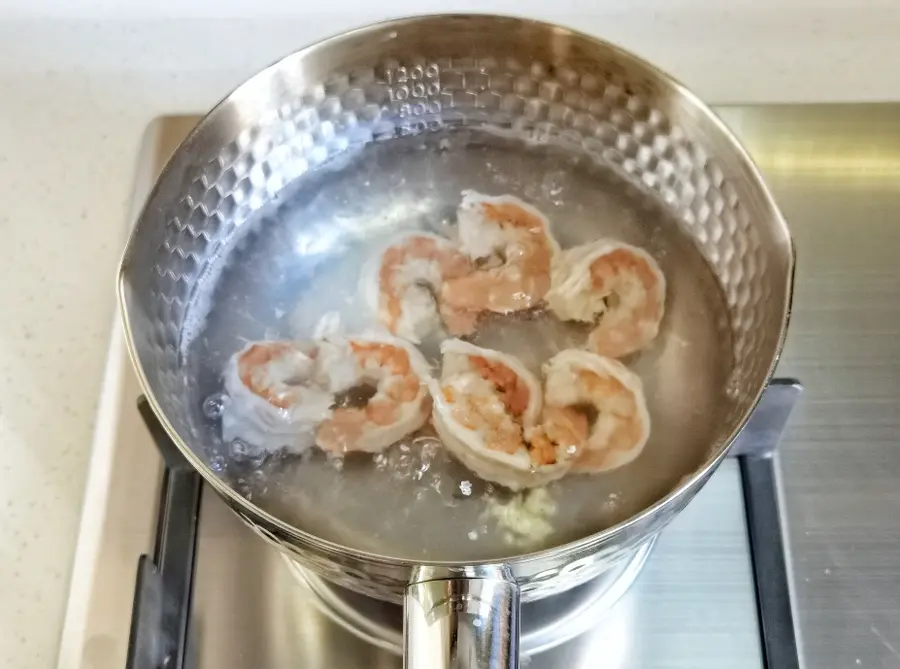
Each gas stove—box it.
[58,113,810,669]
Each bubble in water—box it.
[230,439,251,458]
[412,459,431,481]
[565,444,578,455]
[209,454,227,473]
[604,492,620,512]
[459,480,473,497]
[202,392,229,419]
[415,436,441,459]
[326,453,345,472]
[228,439,267,467]
[250,469,270,496]
[373,452,388,470]
[541,170,566,205]
[468,530,479,541]
[431,475,458,507]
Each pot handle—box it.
[404,565,520,669]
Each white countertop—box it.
[2,4,900,666]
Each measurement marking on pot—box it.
[385,63,443,118]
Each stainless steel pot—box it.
[118,14,793,669]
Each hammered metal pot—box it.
[118,14,793,669]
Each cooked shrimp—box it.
[441,191,560,314]
[222,341,337,455]
[315,334,432,454]
[546,240,666,358]
[527,406,590,467]
[364,233,479,343]
[430,340,578,490]
[542,349,650,473]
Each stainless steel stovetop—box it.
[57,106,900,669]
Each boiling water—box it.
[187,127,734,561]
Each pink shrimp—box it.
[541,349,650,473]
[430,340,581,490]
[546,240,666,358]
[373,233,480,342]
[441,192,560,315]
[315,337,431,454]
